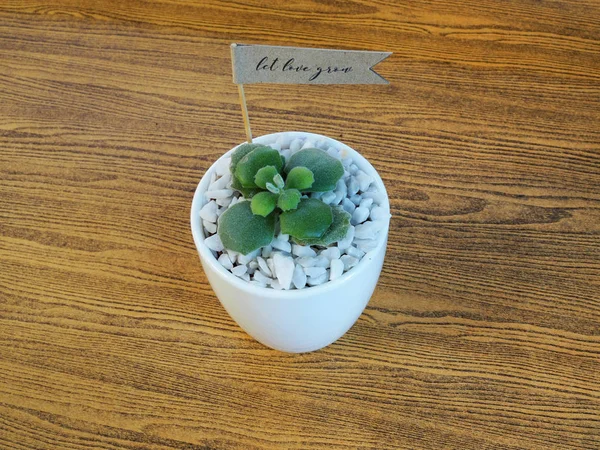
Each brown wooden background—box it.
[1,1,599,449]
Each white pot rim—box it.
[190,131,390,298]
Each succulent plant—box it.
[217,143,351,255]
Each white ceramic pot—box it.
[190,132,390,353]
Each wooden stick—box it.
[230,44,252,143]
[237,83,252,143]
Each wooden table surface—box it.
[2,1,599,449]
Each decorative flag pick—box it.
[230,43,392,143]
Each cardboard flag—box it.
[231,44,391,85]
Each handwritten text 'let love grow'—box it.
[256,57,353,82]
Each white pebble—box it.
[289,138,303,152]
[205,189,233,200]
[292,264,307,289]
[332,190,345,205]
[204,234,224,252]
[342,198,356,214]
[327,147,341,160]
[292,245,316,257]
[308,272,328,286]
[354,221,383,240]
[350,194,362,205]
[218,253,233,270]
[297,256,317,268]
[214,157,231,176]
[311,191,324,199]
[250,280,266,287]
[203,220,217,234]
[229,196,240,206]
[261,244,273,258]
[267,258,277,277]
[208,172,231,191]
[277,233,290,242]
[359,198,373,210]
[280,149,292,162]
[356,170,374,192]
[301,140,315,150]
[270,279,283,290]
[226,249,238,264]
[342,156,353,168]
[199,200,218,223]
[240,273,251,282]
[320,247,341,260]
[273,253,295,290]
[216,206,226,217]
[340,255,359,271]
[258,268,271,278]
[351,207,370,225]
[253,270,272,285]
[216,197,232,207]
[370,206,390,221]
[329,259,344,280]
[313,255,330,268]
[355,239,379,252]
[349,164,359,175]
[348,177,360,196]
[362,191,386,204]
[316,140,329,150]
[272,239,292,253]
[333,179,347,205]
[346,245,365,259]
[304,266,326,278]
[231,265,247,277]
[276,134,293,149]
[321,191,336,205]
[257,256,272,277]
[238,248,260,265]
[337,225,355,251]
[269,142,282,151]
[248,260,259,270]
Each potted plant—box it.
[190,131,390,353]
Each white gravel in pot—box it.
[200,135,391,290]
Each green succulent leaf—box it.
[230,143,261,172]
[293,206,351,246]
[266,182,279,194]
[230,143,265,193]
[235,146,283,188]
[273,173,285,189]
[254,166,279,189]
[251,191,278,217]
[277,189,301,212]
[238,187,262,198]
[218,201,275,255]
[285,166,314,190]
[279,198,333,241]
[285,148,344,192]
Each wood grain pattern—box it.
[1,1,599,448]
